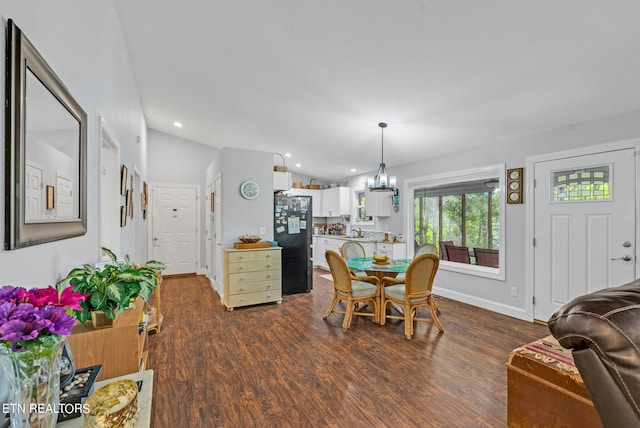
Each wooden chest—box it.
[223,247,282,310]
[506,336,602,428]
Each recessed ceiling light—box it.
[295,163,302,168]
[350,168,357,173]
[173,121,183,128]
[285,153,292,157]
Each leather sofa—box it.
[548,279,640,428]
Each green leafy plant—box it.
[57,247,165,324]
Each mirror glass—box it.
[5,20,87,249]
[25,69,81,222]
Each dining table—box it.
[345,257,412,282]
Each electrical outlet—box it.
[259,226,267,235]
[510,287,518,297]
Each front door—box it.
[533,147,636,321]
[150,185,198,275]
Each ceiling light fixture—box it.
[173,121,183,128]
[367,122,396,192]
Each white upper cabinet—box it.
[365,189,392,217]
[285,188,322,217]
[274,172,291,191]
[322,187,350,217]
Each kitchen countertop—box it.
[313,235,403,244]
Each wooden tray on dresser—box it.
[234,242,271,249]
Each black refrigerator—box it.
[274,194,313,295]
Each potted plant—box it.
[57,247,165,329]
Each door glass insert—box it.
[552,166,610,202]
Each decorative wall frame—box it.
[507,167,524,204]
[121,165,128,196]
[46,185,55,210]
[120,206,127,227]
[211,192,215,212]
[5,20,87,249]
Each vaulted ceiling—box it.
[114,1,640,181]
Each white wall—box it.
[221,148,274,248]
[0,2,147,285]
[345,108,640,319]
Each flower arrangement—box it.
[0,285,87,351]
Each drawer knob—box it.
[266,274,271,278]
[266,264,271,268]
[240,287,245,291]
[266,284,271,288]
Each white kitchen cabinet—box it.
[286,188,322,217]
[315,236,344,270]
[376,242,406,259]
[321,187,350,217]
[365,189,392,217]
[273,172,291,191]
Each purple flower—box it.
[38,306,76,336]
[0,285,24,304]
[0,303,47,341]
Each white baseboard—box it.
[433,286,530,322]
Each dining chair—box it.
[445,245,471,264]
[474,248,499,268]
[415,244,437,258]
[324,250,381,331]
[439,241,454,260]
[341,241,367,277]
[381,253,443,339]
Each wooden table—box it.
[346,257,412,282]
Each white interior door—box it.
[533,148,636,321]
[100,122,120,257]
[214,175,222,291]
[25,161,43,221]
[151,185,198,275]
[56,173,73,218]
[205,184,212,277]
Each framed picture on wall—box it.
[46,185,55,210]
[211,192,215,213]
[121,165,128,195]
[120,206,127,227]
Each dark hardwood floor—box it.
[148,270,548,427]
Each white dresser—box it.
[223,247,282,311]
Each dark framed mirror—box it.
[5,19,87,249]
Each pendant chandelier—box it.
[367,122,396,192]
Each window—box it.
[552,165,610,202]
[406,165,505,280]
[351,189,374,225]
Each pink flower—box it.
[58,287,88,311]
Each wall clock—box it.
[240,180,260,200]
[507,168,523,204]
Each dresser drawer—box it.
[227,259,280,274]
[227,290,282,308]
[227,251,257,263]
[255,249,281,263]
[228,279,280,295]
[228,270,281,286]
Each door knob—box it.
[623,241,632,248]
[611,255,633,262]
